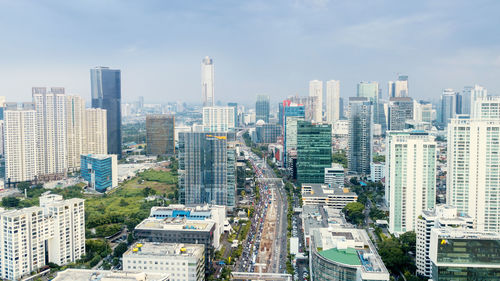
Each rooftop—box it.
[124,243,204,258]
[318,248,360,266]
[301,183,357,198]
[135,218,214,232]
[433,228,500,240]
[83,154,115,160]
[52,269,169,281]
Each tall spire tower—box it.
[201,56,214,106]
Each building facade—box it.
[388,97,414,130]
[326,80,340,124]
[201,56,214,107]
[440,89,461,126]
[146,114,175,156]
[388,75,409,98]
[80,154,118,192]
[324,164,345,188]
[348,97,372,175]
[296,121,331,184]
[309,80,323,122]
[255,94,270,123]
[90,66,122,157]
[202,106,235,132]
[65,95,85,172]
[83,108,107,155]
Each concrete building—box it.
[255,94,270,123]
[301,183,357,209]
[53,269,170,281]
[84,108,108,155]
[0,194,85,281]
[388,75,409,98]
[388,97,413,130]
[370,162,384,182]
[3,102,37,183]
[429,229,500,281]
[348,97,372,175]
[65,95,85,172]
[440,89,461,126]
[413,101,434,123]
[80,154,118,192]
[289,95,320,123]
[201,106,235,132]
[309,80,323,122]
[386,131,436,234]
[297,121,332,184]
[310,227,389,281]
[463,84,487,116]
[178,132,236,207]
[416,205,474,278]
[146,114,175,156]
[447,116,500,232]
[471,95,500,119]
[324,164,345,188]
[333,119,349,136]
[123,243,204,281]
[201,56,214,107]
[326,80,340,124]
[255,121,280,144]
[32,87,67,178]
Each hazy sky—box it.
[1,0,500,105]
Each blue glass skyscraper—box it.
[91,66,122,157]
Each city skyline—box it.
[1,1,500,103]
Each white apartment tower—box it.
[447,115,500,232]
[309,80,323,122]
[416,205,474,278]
[32,87,67,177]
[65,95,85,172]
[466,84,488,116]
[201,56,214,106]
[0,194,85,281]
[386,131,437,234]
[202,106,235,132]
[3,103,37,183]
[326,80,340,124]
[84,108,108,155]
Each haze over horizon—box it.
[1,0,500,104]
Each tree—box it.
[17,182,31,192]
[114,242,128,258]
[332,151,348,168]
[342,202,365,225]
[378,238,408,272]
[127,233,135,245]
[2,196,20,208]
[373,154,385,162]
[400,231,416,254]
[119,199,129,207]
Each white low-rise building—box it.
[370,162,385,182]
[324,164,345,188]
[53,269,170,281]
[301,183,357,209]
[123,243,204,281]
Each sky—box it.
[1,0,500,105]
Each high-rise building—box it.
[358,82,384,129]
[0,194,85,281]
[348,97,372,175]
[32,87,67,178]
[80,154,118,192]
[309,80,323,122]
[440,89,461,126]
[429,229,500,280]
[413,101,434,123]
[463,84,487,116]
[386,131,436,234]
[447,115,500,232]
[255,122,280,144]
[388,74,409,98]
[324,164,345,188]
[289,95,319,123]
[255,94,270,123]
[227,102,238,126]
[3,103,37,183]
[178,132,236,207]
[416,205,474,278]
[146,114,175,156]
[90,66,122,157]
[470,95,500,119]
[388,97,414,130]
[201,56,214,106]
[202,106,235,132]
[325,80,340,124]
[83,108,107,155]
[296,121,331,183]
[65,95,85,172]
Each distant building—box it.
[289,95,320,123]
[429,229,500,281]
[123,243,204,281]
[297,121,332,183]
[416,205,474,278]
[202,106,235,132]
[462,84,487,116]
[65,95,85,172]
[80,154,118,192]
[440,89,461,126]
[388,97,414,130]
[326,80,340,124]
[255,122,280,144]
[201,56,214,107]
[388,74,409,98]
[227,102,238,126]
[255,94,270,123]
[146,114,175,156]
[309,80,323,122]
[301,183,357,209]
[91,67,122,157]
[332,119,349,136]
[370,162,384,182]
[282,101,305,165]
[324,164,345,188]
[348,97,372,175]
[310,227,390,281]
[84,108,108,155]
[53,269,170,281]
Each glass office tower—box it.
[296,121,332,183]
[256,94,270,123]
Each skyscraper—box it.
[32,87,67,178]
[464,84,487,116]
[296,121,332,184]
[178,132,236,207]
[3,102,37,183]
[440,89,461,126]
[227,102,238,126]
[146,114,175,156]
[309,80,323,122]
[388,74,409,98]
[386,131,436,234]
[325,80,340,124]
[202,106,235,132]
[255,94,270,123]
[447,115,500,232]
[90,66,122,157]
[289,95,319,123]
[201,56,214,106]
[388,97,414,130]
[348,97,372,175]
[358,81,384,129]
[83,108,107,155]
[65,95,85,172]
